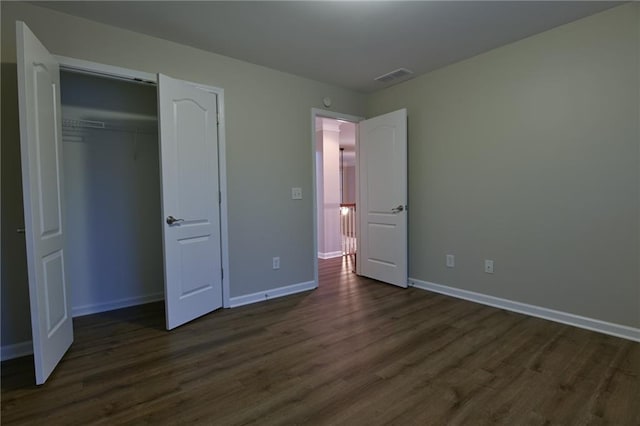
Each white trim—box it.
[311,108,364,287]
[55,55,156,83]
[217,91,231,309]
[316,118,341,133]
[229,281,316,308]
[72,293,164,317]
[311,108,363,124]
[2,291,165,360]
[318,251,343,259]
[354,122,361,277]
[409,278,640,342]
[1,341,33,361]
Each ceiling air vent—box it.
[374,68,413,83]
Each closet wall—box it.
[60,71,163,315]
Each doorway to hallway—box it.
[311,107,408,289]
[314,116,358,270]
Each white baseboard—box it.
[409,278,640,342]
[2,293,165,361]
[72,292,164,317]
[3,285,316,361]
[318,251,343,260]
[1,341,33,361]
[229,280,317,308]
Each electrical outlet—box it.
[446,254,455,268]
[484,259,494,274]
[291,187,302,200]
[272,256,280,270]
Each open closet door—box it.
[358,109,408,288]
[16,21,73,384]
[158,74,223,330]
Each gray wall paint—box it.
[1,1,365,347]
[367,4,639,328]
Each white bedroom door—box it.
[358,109,408,288]
[157,74,223,330]
[16,21,73,385]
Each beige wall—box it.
[367,4,639,327]
[1,2,365,347]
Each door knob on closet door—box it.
[166,216,184,225]
[391,205,404,213]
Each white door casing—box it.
[16,21,73,384]
[158,74,223,330]
[358,109,408,288]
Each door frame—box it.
[310,108,363,286]
[55,55,232,308]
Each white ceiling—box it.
[35,1,620,93]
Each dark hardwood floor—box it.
[2,257,639,425]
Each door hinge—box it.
[216,112,220,126]
[221,268,224,281]
[218,191,222,204]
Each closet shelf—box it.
[62,106,158,134]
[63,118,106,129]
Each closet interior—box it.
[60,70,164,315]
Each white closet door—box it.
[16,21,73,384]
[158,74,223,330]
[358,109,408,288]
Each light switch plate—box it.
[292,187,302,200]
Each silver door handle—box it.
[166,216,184,225]
[17,227,25,234]
[391,205,404,213]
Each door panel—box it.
[158,74,222,330]
[16,21,73,384]
[358,109,408,288]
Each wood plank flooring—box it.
[2,257,639,425]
